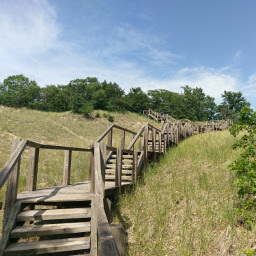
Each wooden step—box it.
[106,164,132,169]
[11,222,90,238]
[17,208,91,222]
[4,237,90,256]
[105,175,132,181]
[105,169,132,175]
[108,159,133,164]
[111,155,133,159]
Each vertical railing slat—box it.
[28,147,39,191]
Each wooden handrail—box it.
[127,125,146,150]
[27,140,92,152]
[0,139,27,190]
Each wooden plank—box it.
[0,201,22,255]
[107,126,113,156]
[28,147,39,191]
[121,130,125,149]
[27,141,92,152]
[133,151,138,182]
[144,124,149,165]
[89,145,95,193]
[3,140,22,230]
[17,207,91,221]
[105,175,132,181]
[106,169,132,175]
[11,222,90,238]
[116,148,122,188]
[127,125,145,150]
[4,237,90,256]
[0,139,27,190]
[166,123,170,147]
[17,193,94,203]
[94,124,115,143]
[63,150,72,186]
[90,198,97,256]
[106,164,132,169]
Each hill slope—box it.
[0,106,160,202]
[113,130,256,256]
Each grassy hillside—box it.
[0,106,160,204]
[113,130,256,256]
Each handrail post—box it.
[3,140,21,230]
[28,147,39,191]
[166,123,170,147]
[131,134,134,151]
[144,124,149,165]
[121,130,125,149]
[133,151,138,183]
[116,148,122,189]
[152,128,156,161]
[90,145,95,193]
[107,125,113,155]
[158,131,162,154]
[139,136,142,151]
[63,150,72,186]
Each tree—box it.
[181,86,216,121]
[217,91,250,120]
[229,106,256,222]
[147,89,185,119]
[0,75,40,107]
[125,87,151,113]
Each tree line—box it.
[0,74,250,121]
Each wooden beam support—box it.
[3,140,21,230]
[63,150,72,186]
[28,147,39,191]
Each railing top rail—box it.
[95,124,115,143]
[148,123,162,133]
[127,124,146,150]
[106,145,134,154]
[112,124,137,135]
[27,140,92,152]
[0,139,27,190]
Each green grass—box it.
[113,130,256,255]
[0,106,160,232]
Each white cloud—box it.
[0,1,254,108]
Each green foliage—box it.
[217,90,250,120]
[79,102,93,117]
[229,106,256,222]
[95,112,100,118]
[181,85,216,121]
[0,74,251,122]
[244,249,256,256]
[0,75,40,107]
[103,113,108,118]
[108,115,114,122]
[125,87,151,113]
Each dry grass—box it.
[113,130,256,256]
[0,106,159,232]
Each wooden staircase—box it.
[105,153,134,183]
[2,199,93,255]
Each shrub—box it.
[229,106,256,222]
[95,112,100,118]
[108,115,114,122]
[79,103,93,117]
[103,113,108,118]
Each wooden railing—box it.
[0,139,92,229]
[0,114,233,255]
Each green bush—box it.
[95,112,100,118]
[103,113,108,118]
[229,106,256,222]
[79,103,93,117]
[108,115,114,122]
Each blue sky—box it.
[1,0,256,107]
